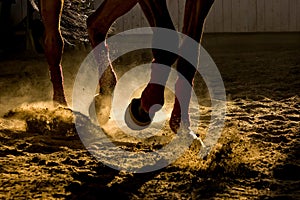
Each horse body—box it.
[39,0,215,132]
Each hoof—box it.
[124,98,153,130]
[89,94,112,126]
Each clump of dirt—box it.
[3,103,76,136]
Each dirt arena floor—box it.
[0,33,299,199]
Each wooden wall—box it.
[3,0,299,32]
[94,0,300,33]
[204,0,300,32]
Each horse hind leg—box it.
[86,0,138,125]
[40,0,67,106]
[87,0,139,95]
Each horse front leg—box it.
[124,0,179,129]
[40,0,67,106]
[139,0,178,111]
[87,0,138,125]
[170,0,214,133]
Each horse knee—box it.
[44,32,63,49]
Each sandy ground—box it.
[0,33,299,199]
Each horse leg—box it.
[139,0,178,111]
[170,0,214,132]
[87,0,138,95]
[40,0,67,106]
[87,0,138,125]
[125,0,179,128]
